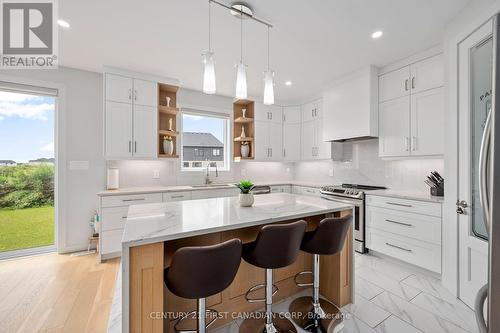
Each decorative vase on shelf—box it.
[242,108,247,118]
[163,136,174,155]
[239,193,254,207]
[240,142,250,158]
[241,125,246,138]
[168,118,173,131]
[166,97,171,107]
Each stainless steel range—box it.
[320,184,386,253]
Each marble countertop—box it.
[97,181,328,197]
[122,193,352,247]
[367,189,444,203]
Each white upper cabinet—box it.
[379,66,411,102]
[301,99,321,122]
[132,105,157,158]
[133,79,157,107]
[410,88,444,156]
[105,74,133,104]
[410,54,444,94]
[301,120,315,160]
[254,103,283,161]
[104,71,158,160]
[378,96,411,157]
[283,106,301,161]
[105,101,133,159]
[283,123,301,161]
[323,66,378,141]
[283,106,301,124]
[378,53,444,158]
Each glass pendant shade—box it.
[235,62,248,99]
[263,69,275,105]
[202,51,216,94]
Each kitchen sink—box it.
[190,184,235,188]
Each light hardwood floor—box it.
[0,253,119,333]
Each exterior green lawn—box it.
[0,206,54,253]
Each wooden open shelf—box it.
[234,116,254,124]
[158,83,179,158]
[158,105,179,115]
[233,100,255,160]
[159,130,179,136]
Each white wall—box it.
[0,67,105,253]
[294,140,444,192]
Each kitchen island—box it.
[120,193,353,333]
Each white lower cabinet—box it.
[99,193,162,260]
[191,188,239,200]
[292,185,320,196]
[366,194,442,273]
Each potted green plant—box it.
[237,180,255,207]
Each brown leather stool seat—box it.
[239,220,307,333]
[164,239,242,333]
[289,215,352,333]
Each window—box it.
[181,111,229,171]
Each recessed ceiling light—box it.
[285,81,292,86]
[57,19,70,28]
[371,30,383,39]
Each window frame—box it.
[180,109,231,172]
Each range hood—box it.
[322,66,379,142]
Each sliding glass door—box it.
[0,89,56,257]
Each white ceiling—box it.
[59,0,470,104]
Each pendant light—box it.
[202,1,216,94]
[235,12,247,99]
[263,26,275,105]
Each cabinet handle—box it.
[411,77,415,89]
[122,216,128,219]
[405,137,409,151]
[128,89,132,100]
[270,148,273,157]
[122,198,146,202]
[385,219,413,227]
[134,141,137,153]
[283,148,286,158]
[134,89,137,101]
[283,114,286,122]
[128,141,131,153]
[312,109,314,117]
[404,79,409,91]
[170,195,184,199]
[412,136,417,151]
[269,112,272,120]
[386,201,413,208]
[385,242,412,252]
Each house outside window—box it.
[181,111,230,171]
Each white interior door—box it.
[457,22,492,308]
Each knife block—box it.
[430,186,444,197]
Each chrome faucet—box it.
[205,162,218,185]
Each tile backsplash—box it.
[107,140,443,193]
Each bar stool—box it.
[289,215,352,333]
[239,220,307,333]
[164,239,242,333]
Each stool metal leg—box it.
[289,254,344,333]
[198,298,206,333]
[240,269,297,333]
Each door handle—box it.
[456,200,468,215]
[479,110,492,229]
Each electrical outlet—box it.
[153,170,160,179]
[329,168,334,177]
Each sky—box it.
[0,91,55,163]
[182,113,225,142]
